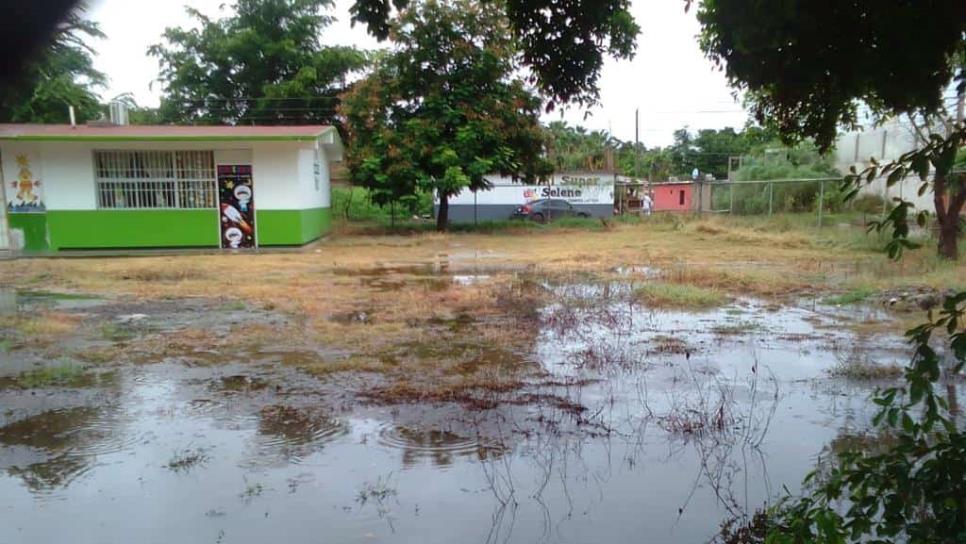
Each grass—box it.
[829,356,904,380]
[635,282,727,309]
[825,286,876,305]
[0,312,80,338]
[18,361,87,388]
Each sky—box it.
[86,0,750,147]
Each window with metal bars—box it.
[93,150,217,209]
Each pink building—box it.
[651,182,693,212]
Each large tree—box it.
[341,0,550,231]
[0,4,105,124]
[149,0,367,125]
[696,0,966,259]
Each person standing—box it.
[641,191,653,216]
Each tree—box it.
[696,0,966,259]
[149,0,367,126]
[349,0,639,110]
[0,4,105,124]
[340,0,551,231]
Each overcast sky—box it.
[86,0,750,147]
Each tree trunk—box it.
[939,218,959,260]
[436,193,449,232]
[935,172,965,261]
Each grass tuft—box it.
[829,357,904,380]
[19,361,87,388]
[634,282,726,309]
[825,287,876,305]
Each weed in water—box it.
[239,478,266,502]
[825,287,876,305]
[0,339,8,353]
[18,361,87,388]
[710,321,762,336]
[166,447,210,473]
[634,282,726,309]
[829,356,904,380]
[356,474,397,505]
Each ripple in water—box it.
[377,424,508,468]
[245,405,349,466]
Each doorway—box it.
[217,165,256,249]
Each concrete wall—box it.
[835,121,934,211]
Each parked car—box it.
[511,199,590,222]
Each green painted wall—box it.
[8,213,48,251]
[40,208,330,250]
[47,210,219,250]
[258,207,331,246]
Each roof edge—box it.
[0,125,335,143]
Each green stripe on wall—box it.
[47,210,219,250]
[257,207,332,246]
[8,213,48,251]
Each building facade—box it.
[0,124,341,251]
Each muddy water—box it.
[0,283,917,544]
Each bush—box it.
[332,186,433,222]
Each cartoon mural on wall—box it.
[217,165,255,249]
[8,154,44,212]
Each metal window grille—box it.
[94,150,216,209]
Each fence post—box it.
[473,189,478,226]
[817,180,825,228]
[768,182,774,216]
[729,182,734,215]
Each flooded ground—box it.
[0,262,950,544]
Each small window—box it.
[94,150,216,209]
[679,190,685,206]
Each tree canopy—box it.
[696,0,966,151]
[0,5,105,124]
[349,0,639,109]
[149,0,367,125]
[341,0,551,231]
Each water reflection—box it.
[0,406,129,493]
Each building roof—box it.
[0,124,336,142]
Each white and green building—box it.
[0,124,342,252]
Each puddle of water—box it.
[0,281,940,544]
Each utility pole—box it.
[635,108,639,146]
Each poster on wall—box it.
[217,165,256,249]
[7,153,44,213]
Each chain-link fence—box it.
[692,177,865,226]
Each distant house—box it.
[0,124,342,252]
